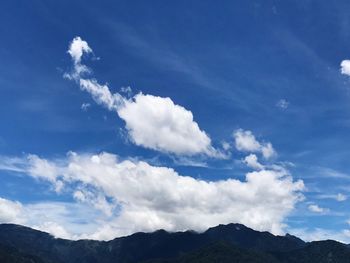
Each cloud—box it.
[0,198,23,223]
[336,193,347,201]
[65,36,93,80]
[308,204,327,213]
[0,152,304,240]
[68,36,92,64]
[27,154,64,192]
[0,198,104,240]
[276,99,289,110]
[289,227,350,243]
[233,129,276,159]
[118,93,217,156]
[33,221,71,239]
[243,154,264,170]
[340,60,350,76]
[316,193,347,202]
[81,103,91,111]
[64,36,222,157]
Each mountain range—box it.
[0,223,349,262]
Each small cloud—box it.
[340,60,350,76]
[243,154,264,170]
[81,103,91,111]
[233,129,276,159]
[316,193,347,202]
[308,204,327,213]
[336,193,347,202]
[221,141,231,151]
[276,99,289,110]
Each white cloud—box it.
[336,193,347,201]
[79,79,124,111]
[33,221,71,240]
[233,129,276,159]
[243,154,264,170]
[1,152,304,240]
[65,37,92,80]
[64,36,222,157]
[340,60,350,76]
[27,154,63,192]
[308,204,327,213]
[0,199,105,240]
[0,198,23,223]
[234,129,261,152]
[68,36,92,64]
[261,142,275,159]
[118,94,217,156]
[73,189,116,217]
[276,99,289,110]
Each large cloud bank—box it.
[0,152,304,240]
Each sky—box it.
[2,0,350,242]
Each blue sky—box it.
[2,0,350,241]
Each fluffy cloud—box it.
[233,129,276,159]
[33,221,71,240]
[1,152,304,239]
[64,36,221,157]
[340,60,350,76]
[0,198,23,223]
[68,36,92,63]
[243,154,264,170]
[118,94,216,156]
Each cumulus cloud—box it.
[64,36,222,157]
[33,221,71,240]
[233,129,276,159]
[0,152,304,239]
[68,36,92,63]
[340,60,350,76]
[0,198,23,223]
[243,154,264,170]
[118,94,217,156]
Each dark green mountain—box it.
[0,223,347,263]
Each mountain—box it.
[0,223,347,262]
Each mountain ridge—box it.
[0,223,348,263]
